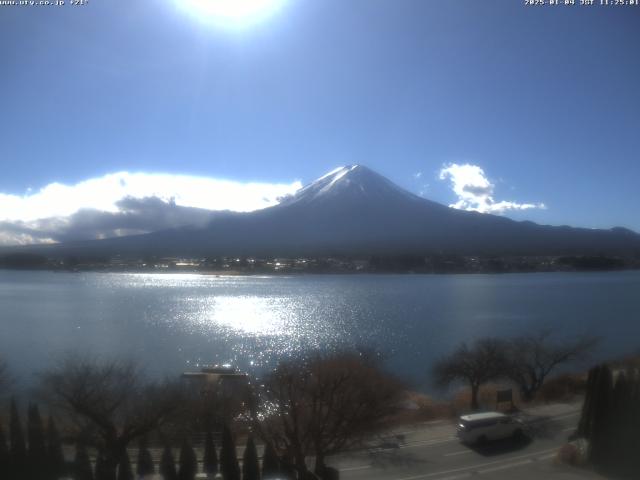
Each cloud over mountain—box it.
[0,172,302,245]
[439,163,545,214]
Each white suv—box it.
[456,411,524,445]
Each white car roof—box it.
[459,411,507,422]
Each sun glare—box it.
[177,0,285,27]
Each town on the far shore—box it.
[1,251,638,274]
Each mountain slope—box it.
[11,165,640,258]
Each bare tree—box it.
[39,354,184,480]
[253,351,404,479]
[505,331,597,401]
[433,338,508,411]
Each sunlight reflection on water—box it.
[112,273,360,369]
[2,270,640,390]
[189,295,295,336]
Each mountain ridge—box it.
[3,165,640,259]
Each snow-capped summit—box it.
[279,164,422,208]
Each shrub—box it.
[220,425,240,480]
[74,444,94,480]
[178,439,197,480]
[261,442,280,479]
[117,451,134,480]
[242,436,259,480]
[46,417,67,480]
[538,374,586,403]
[160,446,178,480]
[137,438,155,477]
[203,431,218,475]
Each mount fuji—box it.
[18,165,640,258]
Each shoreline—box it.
[1,266,639,276]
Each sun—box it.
[177,0,286,27]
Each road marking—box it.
[478,453,555,474]
[391,447,558,480]
[340,464,372,472]
[388,410,580,449]
[434,462,561,480]
[368,436,457,453]
[433,474,471,480]
[443,450,471,457]
[396,420,449,435]
[537,411,580,421]
[400,436,458,449]
[340,408,579,477]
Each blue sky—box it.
[1,0,639,243]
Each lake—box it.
[1,270,639,391]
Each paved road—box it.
[328,403,603,480]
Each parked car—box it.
[456,411,524,445]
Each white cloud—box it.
[0,172,302,245]
[438,163,545,214]
[0,171,302,222]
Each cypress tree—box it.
[0,421,8,480]
[610,372,631,475]
[631,369,640,473]
[74,443,94,480]
[613,369,640,476]
[280,459,297,480]
[9,398,27,480]
[94,450,109,480]
[137,438,155,477]
[589,364,613,467]
[578,364,640,476]
[202,431,218,475]
[46,416,66,480]
[261,442,279,479]
[242,436,259,480]
[117,450,134,480]
[220,425,240,480]
[577,365,599,438]
[178,438,197,480]
[160,445,178,480]
[632,370,640,469]
[27,404,47,479]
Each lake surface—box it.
[1,270,639,391]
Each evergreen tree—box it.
[577,365,599,438]
[607,369,640,476]
[159,445,178,480]
[137,437,155,477]
[631,369,640,473]
[46,416,66,480]
[609,372,631,473]
[27,404,47,479]
[8,398,27,480]
[575,363,640,473]
[261,443,279,479]
[220,425,240,480]
[0,421,8,480]
[589,365,613,467]
[280,458,297,480]
[202,431,218,475]
[117,450,134,480]
[74,444,94,480]
[95,450,110,480]
[178,438,197,480]
[242,436,259,480]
